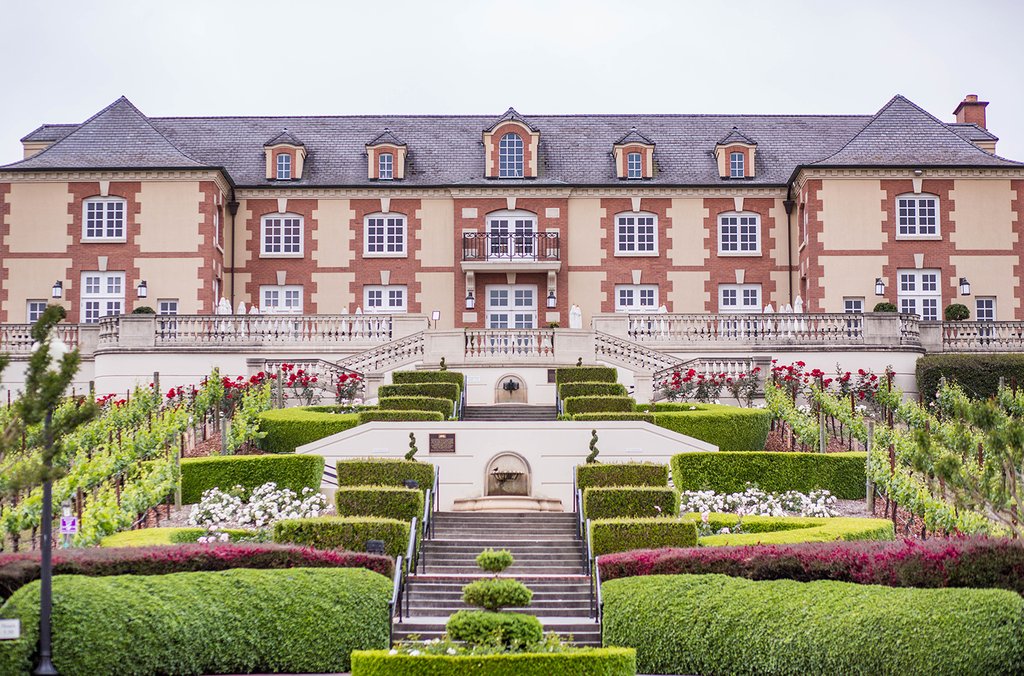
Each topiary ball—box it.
[445,610,543,648]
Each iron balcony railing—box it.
[462,232,560,262]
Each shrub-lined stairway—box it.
[394,512,601,645]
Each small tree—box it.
[945,303,970,321]
[446,549,541,647]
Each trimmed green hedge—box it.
[378,396,454,419]
[273,517,410,557]
[392,370,466,389]
[917,353,1024,402]
[672,451,866,499]
[692,513,895,546]
[654,405,771,451]
[558,381,628,399]
[572,412,655,423]
[603,574,1024,675]
[257,408,360,453]
[337,459,436,491]
[335,486,424,521]
[583,487,679,520]
[562,395,636,415]
[0,568,391,675]
[358,410,445,424]
[446,610,543,647]
[180,454,324,503]
[591,518,697,557]
[555,366,618,385]
[378,382,460,403]
[100,527,255,547]
[576,463,668,489]
[351,648,637,676]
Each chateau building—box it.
[1,94,1021,328]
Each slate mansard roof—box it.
[5,95,1021,188]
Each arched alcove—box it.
[485,452,531,496]
[494,374,527,404]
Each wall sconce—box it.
[874,278,885,297]
[51,281,63,299]
[465,290,475,310]
[959,277,971,296]
[546,290,556,308]
[136,280,148,299]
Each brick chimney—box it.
[953,94,989,129]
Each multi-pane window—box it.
[83,197,126,240]
[976,297,996,322]
[719,284,761,313]
[729,151,745,178]
[615,284,658,312]
[498,132,524,178]
[364,215,406,255]
[898,269,941,321]
[364,285,407,313]
[261,285,303,314]
[214,207,223,250]
[626,152,642,179]
[261,214,303,255]
[896,194,939,237]
[487,214,536,258]
[378,152,393,180]
[81,271,125,323]
[718,213,760,254]
[276,153,292,180]
[26,300,47,323]
[157,299,179,315]
[843,297,864,313]
[615,213,657,254]
[486,285,536,328]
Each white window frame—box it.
[486,210,536,259]
[615,284,658,312]
[260,213,303,257]
[719,283,761,313]
[843,297,864,313]
[615,212,658,256]
[260,285,303,314]
[364,213,407,257]
[485,284,536,328]
[157,299,179,315]
[82,196,127,241]
[626,152,642,179]
[26,300,47,323]
[897,269,941,321]
[214,207,223,252]
[378,152,393,180]
[498,132,524,178]
[729,151,745,178]
[80,271,125,324]
[896,193,940,239]
[364,285,408,313]
[718,212,761,255]
[276,153,292,180]
[976,297,996,322]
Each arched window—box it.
[364,213,407,256]
[896,193,939,238]
[729,151,745,178]
[276,153,292,180]
[486,210,536,259]
[83,196,127,240]
[627,152,642,179]
[615,212,657,254]
[498,132,524,178]
[378,152,394,180]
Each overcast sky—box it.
[2,0,1022,163]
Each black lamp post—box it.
[34,408,57,676]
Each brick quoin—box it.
[1013,180,1024,317]
[597,197,672,313]
[802,179,825,311]
[349,198,424,314]
[487,123,536,178]
[702,197,779,312]
[242,198,320,311]
[198,181,224,312]
[0,183,10,321]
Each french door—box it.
[486,285,537,329]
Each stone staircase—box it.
[462,405,558,421]
[393,512,600,646]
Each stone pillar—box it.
[861,312,901,348]
[116,316,156,348]
[917,322,943,354]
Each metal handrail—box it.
[404,516,418,618]
[389,554,404,644]
[461,231,561,262]
[585,518,594,610]
[594,554,603,624]
[419,489,432,572]
[432,465,439,537]
[576,489,585,541]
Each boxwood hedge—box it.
[357,410,445,424]
[257,408,360,453]
[558,381,628,399]
[603,574,1024,675]
[562,395,636,415]
[336,459,436,491]
[335,486,424,521]
[350,648,637,676]
[672,451,866,499]
[391,370,466,389]
[582,487,679,520]
[377,396,454,419]
[576,462,669,489]
[691,512,894,546]
[0,568,391,675]
[273,516,410,557]
[591,518,697,557]
[555,366,618,385]
[917,353,1024,403]
[653,405,771,451]
[378,382,460,403]
[572,412,655,423]
[100,527,254,547]
[180,454,325,503]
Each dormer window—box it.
[729,152,744,178]
[276,153,292,180]
[366,129,407,180]
[627,152,642,179]
[379,152,393,180]
[499,132,524,178]
[612,128,655,180]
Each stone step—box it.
[408,589,592,600]
[423,554,582,565]
[423,565,582,575]
[392,618,601,646]
[407,604,592,617]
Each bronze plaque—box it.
[429,433,456,454]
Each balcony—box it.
[460,232,561,273]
